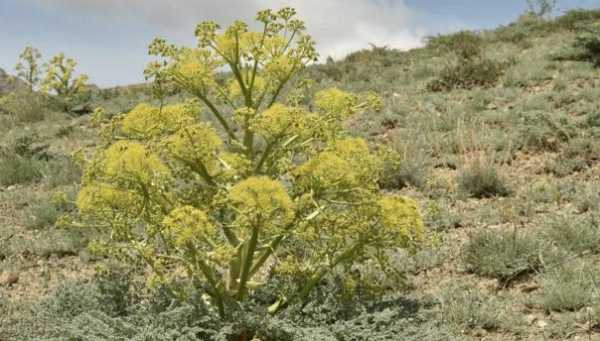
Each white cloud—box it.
[31,0,425,59]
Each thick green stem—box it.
[188,245,226,317]
[254,140,277,174]
[269,240,365,314]
[193,91,238,142]
[248,235,284,278]
[236,226,259,300]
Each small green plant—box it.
[25,190,77,229]
[427,31,504,91]
[0,90,48,123]
[537,259,598,312]
[15,45,42,91]
[573,24,600,67]
[438,284,505,331]
[41,53,89,111]
[462,228,542,283]
[458,158,510,198]
[517,111,576,151]
[542,213,600,255]
[0,149,43,186]
[426,31,484,60]
[76,7,425,324]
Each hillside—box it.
[2,9,600,340]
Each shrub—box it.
[546,137,600,176]
[378,135,429,190]
[0,89,49,123]
[541,213,600,255]
[426,31,484,60]
[25,190,77,229]
[438,284,505,331]
[428,57,504,92]
[1,272,457,341]
[458,159,510,198]
[516,111,576,151]
[555,9,600,31]
[0,149,43,186]
[537,259,598,312]
[76,7,425,324]
[41,154,82,187]
[15,45,42,91]
[461,229,542,283]
[41,52,89,111]
[426,31,504,92]
[573,24,600,67]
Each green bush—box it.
[0,90,49,123]
[426,31,504,92]
[516,111,576,151]
[438,284,506,331]
[537,259,598,312]
[458,159,510,198]
[25,189,77,229]
[426,31,484,60]
[541,213,600,255]
[573,24,600,67]
[428,57,504,92]
[0,268,458,341]
[41,154,82,187]
[461,229,542,283]
[0,149,43,186]
[555,9,600,31]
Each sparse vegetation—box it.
[458,158,511,198]
[4,6,600,341]
[461,229,542,283]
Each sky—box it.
[1,0,599,87]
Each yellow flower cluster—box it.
[171,49,220,95]
[228,176,294,230]
[76,184,140,213]
[250,104,321,141]
[103,141,170,184]
[121,103,198,139]
[162,206,215,247]
[314,88,357,120]
[294,138,381,191]
[377,195,425,247]
[162,123,223,170]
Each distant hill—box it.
[0,68,26,94]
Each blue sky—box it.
[1,0,599,87]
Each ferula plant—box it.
[41,53,89,111]
[15,45,42,91]
[77,7,425,318]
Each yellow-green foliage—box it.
[15,45,42,91]
[77,7,425,318]
[41,53,89,111]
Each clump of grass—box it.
[25,189,77,230]
[516,111,577,152]
[537,259,598,312]
[438,284,506,332]
[458,159,511,198]
[0,90,49,124]
[41,154,81,188]
[428,58,504,92]
[541,213,600,255]
[461,228,542,283]
[572,24,600,67]
[379,132,430,190]
[424,200,462,231]
[0,150,43,186]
